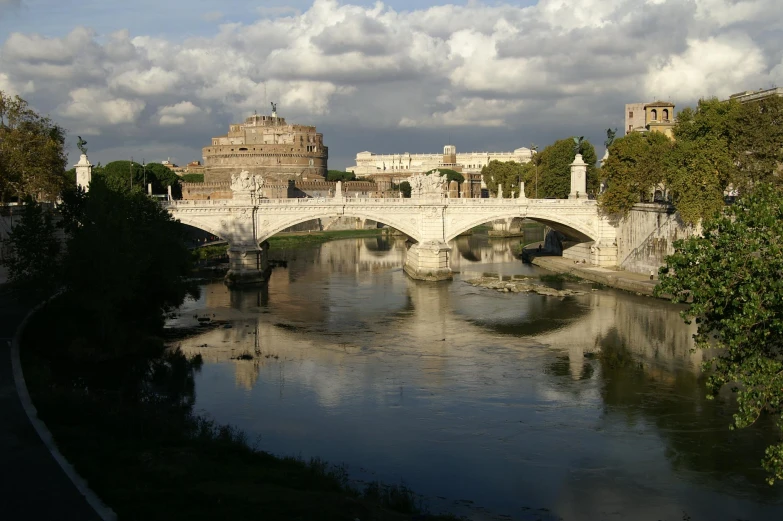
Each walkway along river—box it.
[167,232,783,521]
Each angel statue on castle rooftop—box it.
[77,136,87,155]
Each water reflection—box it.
[169,234,783,521]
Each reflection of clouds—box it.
[174,258,702,416]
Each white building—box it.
[347,145,533,177]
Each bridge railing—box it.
[165,196,597,207]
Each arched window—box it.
[651,109,658,121]
[663,108,669,121]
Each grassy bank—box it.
[268,228,386,249]
[20,297,459,521]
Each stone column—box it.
[225,241,269,286]
[519,182,526,199]
[569,154,588,199]
[403,241,452,281]
[74,154,92,192]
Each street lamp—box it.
[530,144,539,198]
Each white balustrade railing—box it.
[166,195,596,207]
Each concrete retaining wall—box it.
[616,203,698,275]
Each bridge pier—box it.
[403,241,452,281]
[225,241,270,286]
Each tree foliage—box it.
[655,184,783,484]
[181,173,204,183]
[727,95,783,189]
[481,161,525,197]
[0,92,67,202]
[535,138,598,198]
[58,178,197,345]
[599,132,672,215]
[95,161,181,196]
[1,198,61,300]
[326,170,356,182]
[391,181,411,198]
[599,96,783,225]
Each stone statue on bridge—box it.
[231,171,253,191]
[409,171,447,198]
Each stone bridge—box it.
[164,156,618,284]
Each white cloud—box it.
[157,101,202,125]
[59,87,145,125]
[644,34,768,101]
[159,115,185,125]
[160,101,201,116]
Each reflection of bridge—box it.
[165,160,618,284]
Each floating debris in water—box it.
[465,277,584,297]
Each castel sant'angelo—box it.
[202,104,327,183]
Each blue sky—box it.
[0,0,781,169]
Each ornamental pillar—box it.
[569,154,588,199]
[75,154,92,192]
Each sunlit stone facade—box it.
[347,145,533,178]
[202,112,328,183]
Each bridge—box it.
[163,155,618,284]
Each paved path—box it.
[0,291,101,520]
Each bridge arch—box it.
[175,214,229,241]
[257,209,423,244]
[444,209,597,244]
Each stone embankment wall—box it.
[616,203,698,275]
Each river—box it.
[167,231,783,521]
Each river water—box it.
[168,231,783,521]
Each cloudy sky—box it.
[1,0,781,170]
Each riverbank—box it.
[530,255,660,297]
[18,295,460,521]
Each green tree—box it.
[664,98,739,224]
[655,184,783,484]
[728,95,783,189]
[144,162,181,195]
[1,198,61,299]
[391,181,411,198]
[481,160,525,197]
[599,132,672,216]
[536,138,598,198]
[58,178,197,348]
[326,170,356,182]
[97,161,181,197]
[0,92,67,202]
[181,173,204,183]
